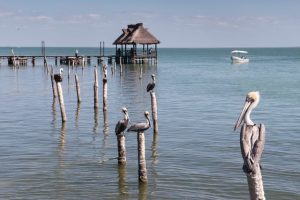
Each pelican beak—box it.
[234,101,251,131]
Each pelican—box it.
[127,111,151,133]
[234,91,265,174]
[115,107,129,135]
[54,68,63,82]
[146,74,156,92]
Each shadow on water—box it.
[151,131,158,165]
[102,110,110,148]
[58,122,66,168]
[138,182,148,200]
[75,103,81,128]
[93,107,99,139]
[118,164,129,199]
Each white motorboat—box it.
[231,50,249,63]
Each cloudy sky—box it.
[0,0,299,47]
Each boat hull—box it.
[231,56,249,63]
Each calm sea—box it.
[0,47,299,199]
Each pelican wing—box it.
[127,122,149,132]
[115,119,128,135]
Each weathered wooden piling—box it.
[75,74,81,103]
[103,77,108,111]
[150,92,158,134]
[137,131,148,183]
[117,134,126,164]
[242,124,266,200]
[54,73,67,122]
[50,67,57,98]
[94,67,99,109]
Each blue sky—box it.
[0,0,299,47]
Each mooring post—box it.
[242,124,266,200]
[103,78,108,111]
[50,67,57,98]
[137,131,148,183]
[94,67,99,109]
[102,64,108,111]
[54,74,67,122]
[150,92,158,134]
[75,74,81,103]
[117,133,126,165]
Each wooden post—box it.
[117,133,126,164]
[150,92,158,134]
[137,132,148,183]
[241,124,266,200]
[50,67,57,98]
[103,77,108,111]
[75,74,81,103]
[94,67,99,109]
[54,76,67,122]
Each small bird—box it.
[146,74,156,92]
[54,68,63,82]
[127,111,151,133]
[115,107,130,136]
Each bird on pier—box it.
[146,74,156,92]
[54,68,63,82]
[115,107,130,136]
[127,111,151,133]
[234,91,266,174]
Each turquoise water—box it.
[0,47,299,199]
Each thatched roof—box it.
[113,23,160,45]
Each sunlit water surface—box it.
[0,47,299,199]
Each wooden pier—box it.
[0,55,116,66]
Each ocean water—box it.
[0,47,299,199]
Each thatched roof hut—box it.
[113,23,160,64]
[113,23,160,45]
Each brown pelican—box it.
[54,68,63,82]
[127,111,151,133]
[146,74,156,92]
[234,91,265,174]
[115,107,129,135]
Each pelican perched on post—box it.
[146,74,156,92]
[54,68,63,82]
[115,107,129,135]
[127,111,151,133]
[234,91,265,174]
